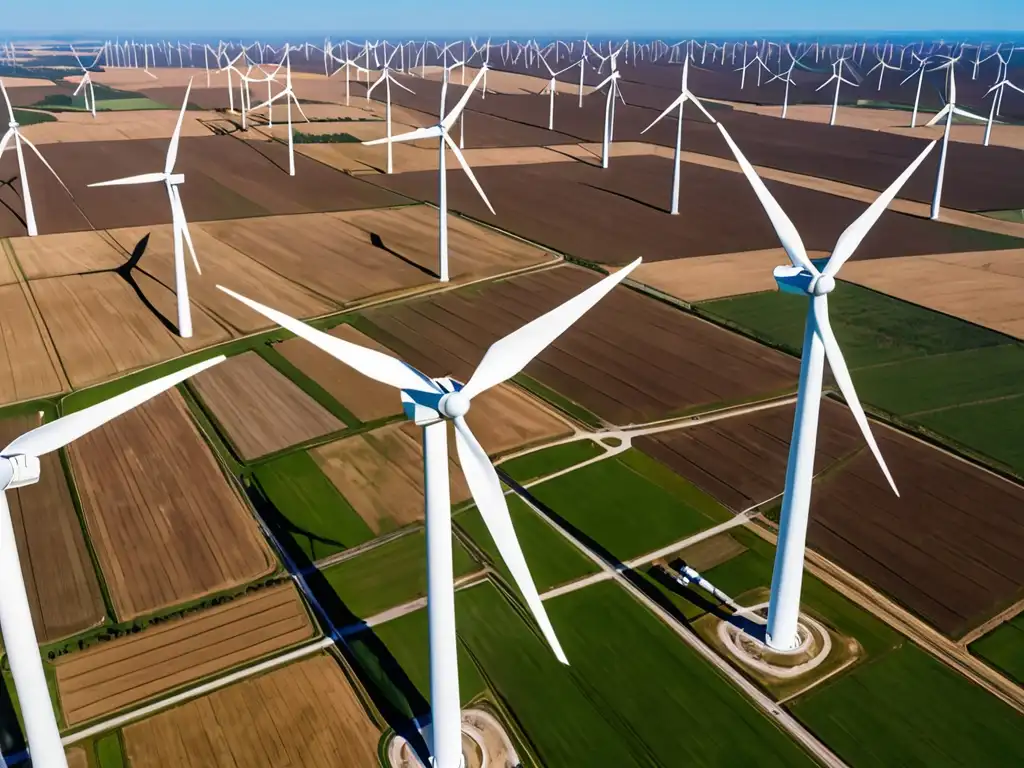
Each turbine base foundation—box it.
[388,708,519,768]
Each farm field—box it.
[121,654,381,768]
[497,438,606,484]
[9,230,127,279]
[0,413,105,643]
[524,448,731,562]
[20,108,220,144]
[252,451,375,563]
[0,283,66,405]
[969,612,1024,685]
[30,271,228,388]
[318,528,479,622]
[198,210,432,306]
[190,351,346,461]
[455,495,601,593]
[362,265,799,425]
[55,582,315,726]
[789,643,1024,766]
[67,389,275,620]
[808,424,1024,638]
[634,399,863,513]
[106,224,337,333]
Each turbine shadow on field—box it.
[104,233,180,336]
[0,674,26,758]
[579,181,669,215]
[247,483,432,764]
[648,561,751,629]
[369,232,439,279]
[0,174,28,230]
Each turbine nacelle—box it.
[0,454,40,491]
[400,377,471,425]
[167,173,185,186]
[773,266,836,296]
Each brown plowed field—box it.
[276,324,402,423]
[337,204,555,280]
[0,252,17,285]
[55,582,314,726]
[367,155,1023,266]
[0,414,106,643]
[68,390,275,620]
[9,231,126,279]
[106,224,336,332]
[21,109,219,144]
[362,264,799,424]
[66,747,87,768]
[122,654,380,768]
[0,148,93,237]
[0,284,66,405]
[30,272,229,388]
[198,211,432,305]
[190,352,345,460]
[635,400,863,513]
[809,426,1024,638]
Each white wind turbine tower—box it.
[640,57,718,215]
[594,59,625,169]
[363,67,491,283]
[538,55,574,130]
[219,50,246,113]
[250,50,309,177]
[367,48,415,174]
[816,57,859,126]
[88,81,202,338]
[0,354,225,768]
[328,51,369,106]
[718,122,936,652]
[902,53,930,128]
[984,77,1024,146]
[217,258,639,768]
[70,45,96,118]
[0,82,75,237]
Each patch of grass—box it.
[293,130,360,143]
[969,611,1024,685]
[96,731,126,768]
[319,529,479,622]
[982,208,1024,223]
[497,439,605,484]
[914,394,1024,477]
[525,448,730,563]
[790,643,1024,766]
[252,451,374,562]
[455,496,600,593]
[92,97,169,111]
[12,108,56,125]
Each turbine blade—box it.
[363,124,441,146]
[171,187,201,274]
[824,141,936,279]
[441,66,487,129]
[453,417,568,664]
[290,91,310,123]
[640,95,683,134]
[216,286,438,392]
[0,82,13,121]
[717,124,816,274]
[390,76,415,94]
[165,78,193,175]
[1,356,225,457]
[812,296,898,496]
[88,172,167,187]
[460,259,641,401]
[685,91,718,124]
[18,135,73,197]
[442,133,494,214]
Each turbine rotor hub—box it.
[810,274,836,296]
[0,454,40,491]
[439,391,471,419]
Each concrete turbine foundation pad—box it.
[718,602,833,679]
[388,708,520,768]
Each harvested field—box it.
[264,102,381,122]
[363,265,799,424]
[90,67,226,89]
[198,211,431,304]
[0,252,17,285]
[296,140,435,175]
[276,324,402,423]
[122,654,380,768]
[809,425,1024,638]
[20,109,218,144]
[190,352,345,461]
[0,414,106,643]
[65,748,88,768]
[337,204,555,279]
[30,272,228,388]
[0,284,66,405]
[68,390,275,620]
[106,224,336,332]
[635,400,863,513]
[632,248,828,303]
[55,582,314,726]
[842,249,1024,339]
[0,148,93,237]
[367,155,1020,266]
[5,83,74,107]
[10,230,127,279]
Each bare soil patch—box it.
[0,283,66,405]
[10,230,126,279]
[21,110,219,145]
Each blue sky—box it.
[7,0,1024,36]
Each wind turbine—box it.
[640,57,718,215]
[984,78,1024,146]
[0,82,75,237]
[328,51,369,106]
[925,57,983,220]
[0,354,225,768]
[902,53,930,128]
[538,55,574,130]
[217,256,640,768]
[924,56,988,128]
[367,48,416,174]
[363,67,491,283]
[70,45,96,118]
[250,50,309,177]
[816,57,858,126]
[218,50,246,113]
[717,122,936,651]
[866,53,901,91]
[88,80,201,338]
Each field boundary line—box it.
[960,597,1024,647]
[60,637,335,746]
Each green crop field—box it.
[524,449,731,562]
[96,732,126,768]
[252,451,374,562]
[969,612,1024,685]
[790,643,1024,766]
[497,439,606,484]
[12,108,56,125]
[914,394,1024,476]
[319,529,479,621]
[455,496,600,593]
